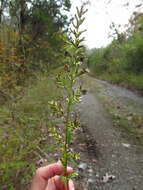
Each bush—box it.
[124,34,143,73]
[87,32,143,93]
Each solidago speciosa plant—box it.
[49,5,88,188]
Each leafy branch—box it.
[49,4,88,188]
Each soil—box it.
[74,74,143,190]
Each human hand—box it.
[30,162,74,190]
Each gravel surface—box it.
[76,75,143,190]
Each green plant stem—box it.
[63,77,74,187]
[64,102,70,187]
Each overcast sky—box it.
[70,0,143,49]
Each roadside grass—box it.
[0,69,62,189]
[92,72,143,95]
[101,97,143,145]
[105,104,143,144]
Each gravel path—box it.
[77,75,143,190]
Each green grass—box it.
[0,69,63,189]
[100,97,143,145]
[93,72,143,94]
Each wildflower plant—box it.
[49,5,88,187]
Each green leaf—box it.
[69,172,79,178]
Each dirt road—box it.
[76,74,143,190]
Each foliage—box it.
[0,3,88,188]
[87,12,143,93]
[0,73,62,189]
[48,5,88,186]
[27,0,71,68]
[0,27,29,102]
[0,0,72,99]
[0,0,73,187]
[124,33,143,73]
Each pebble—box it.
[88,168,93,173]
[54,153,59,160]
[122,143,131,148]
[88,178,95,183]
[102,173,116,183]
[78,162,88,170]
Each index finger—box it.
[30,162,73,190]
[37,162,73,180]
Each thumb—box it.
[46,176,75,190]
[69,180,75,190]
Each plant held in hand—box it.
[49,4,88,188]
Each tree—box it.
[0,0,8,23]
[0,0,72,91]
[27,0,71,68]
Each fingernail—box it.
[57,160,62,165]
[67,166,73,171]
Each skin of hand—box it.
[30,162,75,190]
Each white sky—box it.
[70,0,143,49]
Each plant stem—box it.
[63,101,70,189]
[63,78,73,188]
